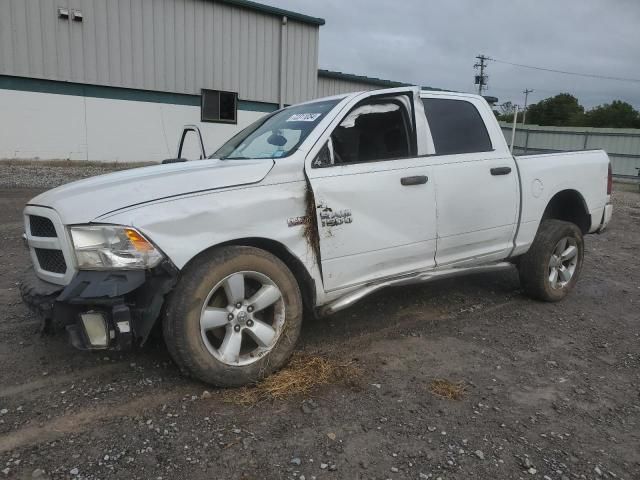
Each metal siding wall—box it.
[283,20,318,105]
[40,0,57,78]
[500,123,640,177]
[316,76,377,98]
[0,0,319,104]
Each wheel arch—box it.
[182,237,317,313]
[541,189,591,234]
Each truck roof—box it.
[306,87,483,107]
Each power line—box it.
[490,58,640,84]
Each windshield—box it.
[212,98,341,160]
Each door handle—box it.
[400,175,428,186]
[490,167,512,176]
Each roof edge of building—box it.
[318,69,410,88]
[219,0,325,25]
[318,69,446,91]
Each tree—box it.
[583,100,640,128]
[525,93,584,126]
[500,101,515,116]
[495,101,524,123]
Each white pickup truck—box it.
[21,87,613,386]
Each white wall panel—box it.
[0,89,87,160]
[0,89,266,162]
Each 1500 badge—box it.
[286,203,353,228]
[317,203,353,227]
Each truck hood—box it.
[28,159,274,224]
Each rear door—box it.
[421,94,519,266]
[305,89,437,292]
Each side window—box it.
[329,101,410,165]
[201,89,237,123]
[422,98,492,155]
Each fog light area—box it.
[80,312,109,348]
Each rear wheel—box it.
[518,220,584,302]
[163,246,303,387]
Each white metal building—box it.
[0,0,418,162]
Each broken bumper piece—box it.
[20,263,177,351]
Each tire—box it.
[163,246,303,387]
[19,268,63,332]
[518,219,584,302]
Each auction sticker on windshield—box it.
[287,113,322,122]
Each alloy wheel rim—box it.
[547,237,579,290]
[199,271,285,366]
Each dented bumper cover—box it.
[20,262,177,350]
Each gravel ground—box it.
[0,161,152,189]
[0,163,639,480]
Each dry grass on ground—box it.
[222,353,361,406]
[429,378,466,400]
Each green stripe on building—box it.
[0,75,279,113]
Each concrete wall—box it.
[0,88,266,162]
[0,0,320,105]
[500,123,640,177]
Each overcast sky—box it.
[263,0,640,110]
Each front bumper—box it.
[20,262,177,350]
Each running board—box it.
[318,262,514,316]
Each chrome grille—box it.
[24,206,75,285]
[34,248,67,274]
[29,215,57,237]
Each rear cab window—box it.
[422,98,493,155]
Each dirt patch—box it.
[0,390,188,454]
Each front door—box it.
[306,91,437,292]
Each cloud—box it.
[263,0,640,108]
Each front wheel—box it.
[518,220,584,302]
[163,246,303,387]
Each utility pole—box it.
[474,54,490,95]
[510,105,519,154]
[522,89,533,125]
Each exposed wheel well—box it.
[542,189,591,234]
[195,237,317,313]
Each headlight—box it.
[70,225,163,270]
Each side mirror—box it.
[176,125,206,161]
